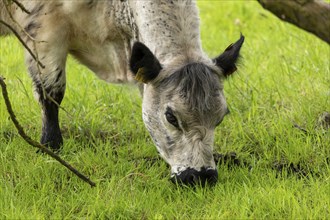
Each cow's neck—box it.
[130,1,206,66]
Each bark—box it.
[258,0,330,44]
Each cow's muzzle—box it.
[170,167,218,186]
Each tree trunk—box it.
[258,0,330,44]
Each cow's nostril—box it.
[204,168,218,186]
[187,173,198,184]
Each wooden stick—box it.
[0,76,96,188]
[11,0,31,14]
[0,20,45,68]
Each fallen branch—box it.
[11,0,31,14]
[258,0,330,44]
[293,123,308,134]
[0,19,45,68]
[0,76,96,187]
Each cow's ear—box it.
[213,34,245,77]
[130,42,162,83]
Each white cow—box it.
[0,0,244,186]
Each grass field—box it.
[1,1,329,219]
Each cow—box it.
[0,0,244,186]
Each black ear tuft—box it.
[214,34,245,77]
[130,42,162,83]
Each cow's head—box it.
[130,35,244,186]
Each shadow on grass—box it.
[1,130,15,144]
[213,152,329,179]
[2,121,328,180]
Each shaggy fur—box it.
[160,63,222,113]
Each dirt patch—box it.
[273,161,310,177]
[213,152,241,167]
[1,131,16,144]
[317,112,330,130]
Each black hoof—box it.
[38,134,63,153]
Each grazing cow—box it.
[0,0,244,186]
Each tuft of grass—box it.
[1,1,329,219]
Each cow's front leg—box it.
[27,55,67,151]
[39,82,65,151]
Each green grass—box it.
[1,1,329,219]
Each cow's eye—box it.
[216,108,230,127]
[215,118,223,127]
[165,109,179,128]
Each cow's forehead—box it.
[158,62,222,112]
